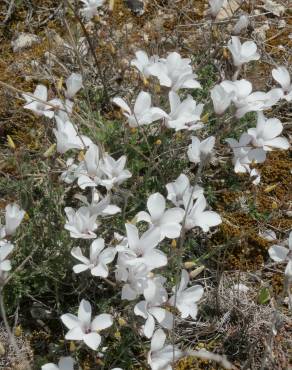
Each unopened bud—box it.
[7,135,16,150]
[155,139,162,145]
[143,76,149,87]
[56,77,63,92]
[130,128,137,134]
[154,84,161,93]
[109,43,115,54]
[190,265,205,278]
[69,341,76,352]
[223,48,229,59]
[184,261,196,269]
[264,184,277,193]
[171,239,177,248]
[201,113,209,123]
[114,330,121,340]
[78,150,85,161]
[118,317,127,326]
[43,143,56,158]
[14,325,22,337]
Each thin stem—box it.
[171,158,207,363]
[0,289,31,369]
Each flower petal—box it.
[83,332,101,350]
[91,313,113,331]
[268,245,288,262]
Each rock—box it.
[11,33,41,53]
[278,19,286,29]
[216,0,241,20]
[261,0,286,17]
[124,0,145,15]
[252,23,270,41]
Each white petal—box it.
[83,332,101,350]
[91,313,113,331]
[268,245,289,262]
[160,223,182,239]
[91,263,109,277]
[151,328,166,352]
[71,247,90,265]
[73,264,90,274]
[112,97,131,115]
[58,357,74,370]
[65,326,84,341]
[134,91,151,115]
[136,211,152,224]
[285,260,292,279]
[41,364,59,370]
[90,238,105,259]
[78,299,92,326]
[147,193,166,221]
[272,66,291,91]
[61,313,79,330]
[143,314,155,338]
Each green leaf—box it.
[258,287,270,305]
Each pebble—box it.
[11,32,41,53]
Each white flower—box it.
[61,299,113,350]
[147,329,182,370]
[60,158,81,184]
[211,79,253,115]
[247,112,289,151]
[41,357,74,370]
[208,0,224,18]
[211,79,253,116]
[136,193,185,240]
[210,84,234,115]
[131,51,158,77]
[23,85,54,118]
[64,206,99,239]
[235,88,283,118]
[166,173,203,207]
[269,232,292,280]
[99,154,132,190]
[122,224,167,271]
[80,0,105,20]
[77,192,121,217]
[187,136,215,165]
[166,91,203,131]
[169,269,203,319]
[226,133,266,173]
[65,73,83,99]
[49,98,74,121]
[233,15,249,35]
[4,203,25,236]
[112,92,167,128]
[147,52,201,92]
[184,195,222,232]
[77,143,102,189]
[53,117,92,154]
[134,278,172,338]
[117,264,149,301]
[272,66,292,101]
[259,229,277,241]
[227,36,260,67]
[250,168,261,186]
[71,238,116,277]
[0,240,14,278]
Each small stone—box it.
[124,0,145,15]
[11,33,41,53]
[278,19,286,29]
